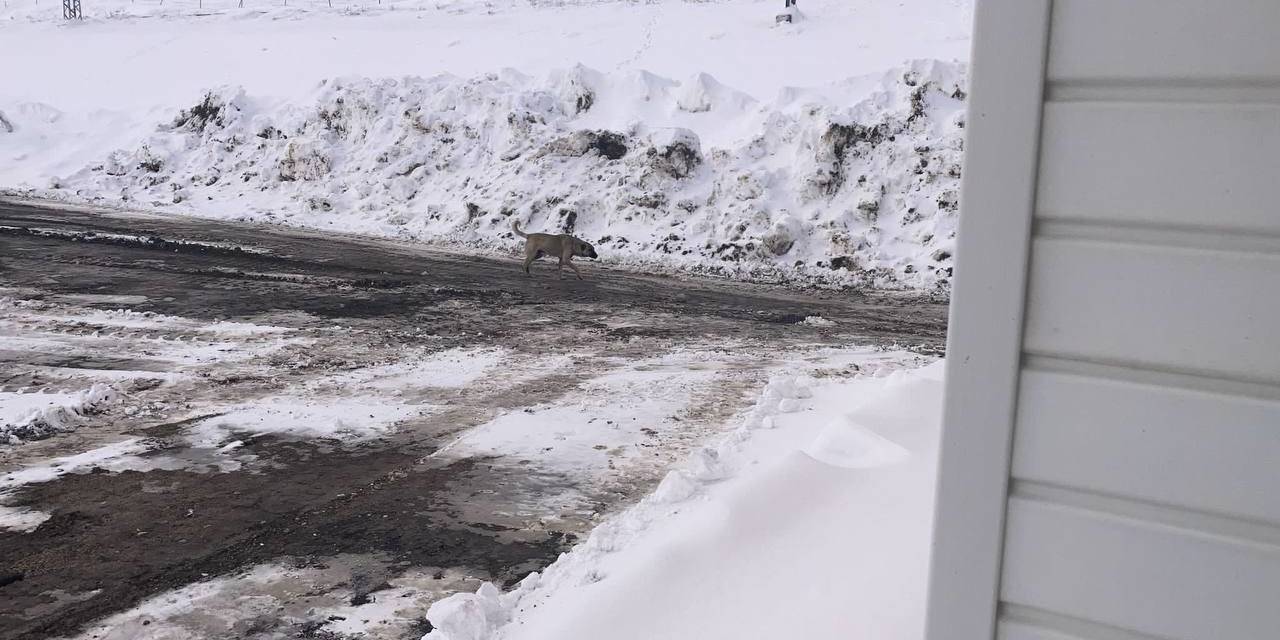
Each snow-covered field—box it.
[1,0,972,289]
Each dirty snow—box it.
[799,314,837,327]
[64,559,481,640]
[0,384,120,444]
[0,295,300,446]
[186,398,431,445]
[325,347,510,392]
[437,354,724,473]
[0,438,159,530]
[0,438,155,491]
[1,305,932,632]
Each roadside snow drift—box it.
[422,358,943,640]
[35,61,965,290]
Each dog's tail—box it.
[512,220,527,238]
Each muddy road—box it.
[0,199,947,640]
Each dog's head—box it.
[575,240,599,260]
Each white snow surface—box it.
[1,0,971,110]
[423,358,944,640]
[2,0,971,290]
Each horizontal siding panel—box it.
[1037,102,1280,234]
[997,619,1086,640]
[1001,498,1280,640]
[1023,238,1280,383]
[1047,0,1280,82]
[1012,370,1280,526]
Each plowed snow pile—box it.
[47,61,965,289]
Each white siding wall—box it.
[926,2,1280,639]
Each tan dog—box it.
[513,221,599,280]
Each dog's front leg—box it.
[568,260,583,280]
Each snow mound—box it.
[424,582,511,640]
[799,315,837,327]
[1,383,122,445]
[52,61,966,290]
[675,72,756,114]
[803,418,911,468]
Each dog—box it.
[512,221,599,280]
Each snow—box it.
[437,356,722,474]
[178,347,534,446]
[799,314,837,327]
[1,0,972,290]
[186,398,431,444]
[0,504,50,532]
[0,437,155,491]
[422,357,943,640]
[13,60,965,288]
[63,559,479,640]
[1,1,972,110]
[326,346,509,391]
[0,294,302,445]
[0,383,121,444]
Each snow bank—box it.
[35,60,964,290]
[422,357,943,640]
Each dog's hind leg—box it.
[523,253,535,276]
